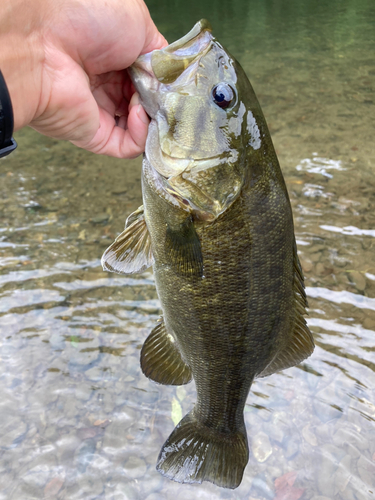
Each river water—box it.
[0,0,374,498]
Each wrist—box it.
[0,0,46,131]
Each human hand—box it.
[0,0,167,158]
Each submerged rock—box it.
[252,432,273,462]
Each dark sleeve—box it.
[0,70,17,158]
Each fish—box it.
[102,19,314,489]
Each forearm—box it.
[0,0,45,131]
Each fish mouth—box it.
[129,19,213,119]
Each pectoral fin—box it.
[101,206,154,274]
[165,216,203,277]
[141,318,192,386]
[257,244,314,378]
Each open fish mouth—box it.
[130,19,213,94]
[129,19,213,124]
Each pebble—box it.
[302,424,318,446]
[313,385,343,422]
[333,426,369,452]
[284,434,300,459]
[105,482,139,500]
[75,473,104,499]
[74,438,97,473]
[310,252,321,263]
[315,262,326,276]
[90,214,109,224]
[334,455,352,493]
[65,336,101,367]
[44,477,65,499]
[0,419,28,448]
[301,259,313,273]
[251,432,273,462]
[144,494,162,500]
[123,456,147,480]
[348,271,366,291]
[263,421,284,443]
[357,455,375,486]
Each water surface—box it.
[1,0,375,498]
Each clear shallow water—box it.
[1,0,375,498]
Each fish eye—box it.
[211,83,235,109]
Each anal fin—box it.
[141,318,192,386]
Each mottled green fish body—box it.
[102,19,314,489]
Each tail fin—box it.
[156,410,248,489]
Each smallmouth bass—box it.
[102,19,314,489]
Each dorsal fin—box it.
[257,242,314,378]
[101,205,154,274]
[141,318,192,386]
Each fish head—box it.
[130,19,267,221]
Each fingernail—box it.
[137,104,150,125]
[130,92,140,108]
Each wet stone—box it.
[310,252,321,263]
[363,316,375,329]
[357,455,375,487]
[313,385,344,422]
[75,383,94,402]
[85,365,104,382]
[334,455,352,494]
[333,256,351,267]
[123,456,147,480]
[249,473,274,500]
[144,494,162,500]
[0,418,28,448]
[333,426,369,452]
[316,444,347,497]
[315,262,326,276]
[338,488,357,500]
[65,336,101,367]
[301,259,313,273]
[283,434,300,459]
[251,432,273,462]
[310,244,325,253]
[105,481,140,500]
[263,421,284,443]
[74,438,97,473]
[302,424,318,446]
[90,214,109,224]
[348,271,366,291]
[75,473,104,499]
[102,411,137,451]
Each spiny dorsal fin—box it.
[165,216,203,278]
[141,318,192,386]
[257,244,314,378]
[101,205,154,274]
